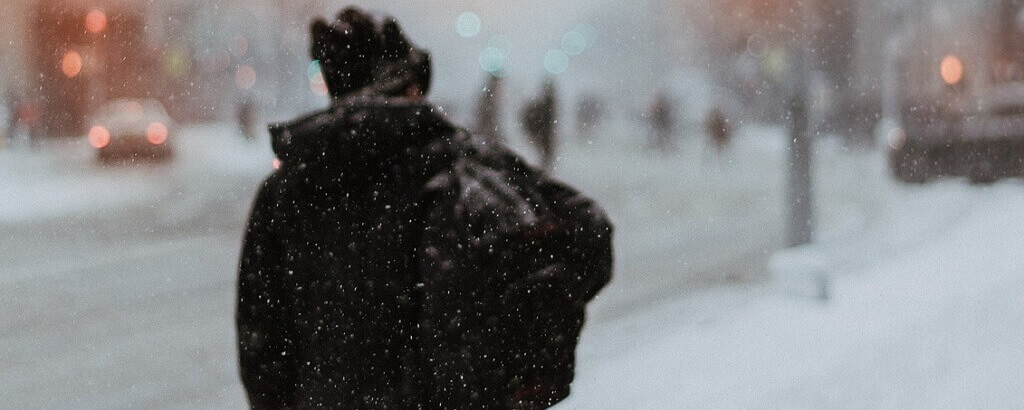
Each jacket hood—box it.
[268,96,456,168]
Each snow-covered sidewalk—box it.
[564,182,1024,408]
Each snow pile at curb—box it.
[768,245,830,301]
[563,183,1024,408]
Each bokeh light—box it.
[887,127,907,150]
[235,65,256,90]
[146,122,168,145]
[574,23,598,49]
[456,12,481,38]
[562,31,587,56]
[745,34,768,56]
[544,49,569,75]
[479,47,505,74]
[88,125,110,148]
[940,54,964,86]
[61,51,83,78]
[85,9,107,34]
[164,47,191,79]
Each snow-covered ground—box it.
[3,119,1023,408]
[565,181,1024,408]
[0,124,274,225]
[0,140,163,224]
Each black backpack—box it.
[414,127,614,407]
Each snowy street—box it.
[1,122,1020,407]
[1,124,272,407]
[8,0,1024,407]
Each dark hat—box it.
[310,7,432,100]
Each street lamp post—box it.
[786,6,816,248]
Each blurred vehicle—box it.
[87,99,174,163]
[894,83,1024,184]
[890,2,1024,184]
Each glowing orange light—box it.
[88,126,110,148]
[85,10,107,34]
[235,65,256,90]
[62,51,83,78]
[940,54,964,86]
[146,122,168,145]
[272,158,282,170]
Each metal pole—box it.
[787,43,815,247]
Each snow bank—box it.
[563,182,1024,408]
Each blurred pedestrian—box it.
[475,73,505,145]
[648,92,675,152]
[237,7,612,409]
[13,98,40,149]
[237,97,259,141]
[0,90,11,150]
[576,93,604,144]
[705,106,731,153]
[520,80,558,169]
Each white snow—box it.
[560,166,1024,408]
[0,124,274,225]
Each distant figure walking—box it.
[576,94,604,144]
[237,97,259,141]
[13,98,40,149]
[649,92,675,152]
[520,80,558,169]
[705,106,731,153]
[475,73,505,145]
[0,91,12,150]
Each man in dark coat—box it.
[236,7,612,409]
[705,106,731,153]
[520,80,558,170]
[649,92,674,152]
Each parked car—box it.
[87,99,174,162]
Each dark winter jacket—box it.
[237,96,613,409]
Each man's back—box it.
[237,8,611,408]
[238,100,448,407]
[238,98,612,408]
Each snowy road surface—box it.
[0,122,1008,408]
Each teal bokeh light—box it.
[456,12,482,38]
[479,47,506,74]
[544,50,569,75]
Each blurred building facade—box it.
[663,0,1010,138]
[1,0,326,137]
